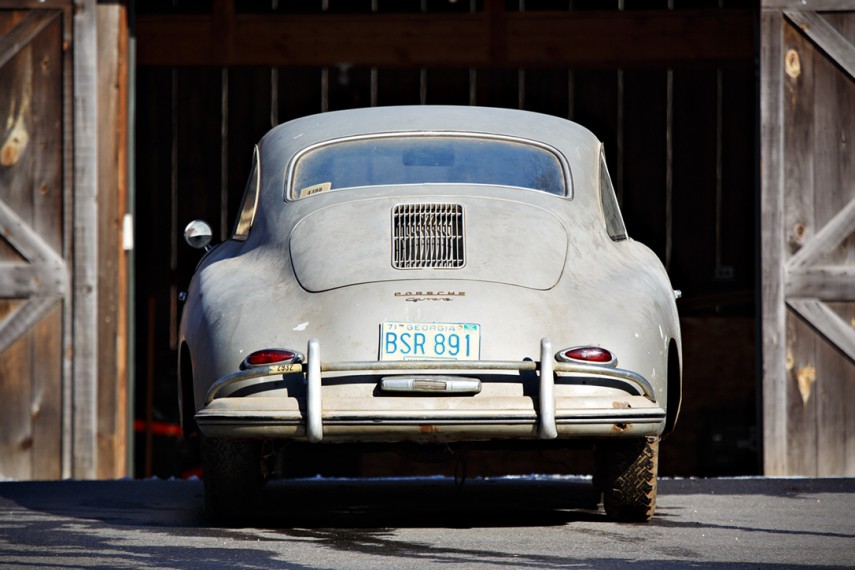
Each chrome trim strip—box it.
[284,131,574,201]
[539,337,557,439]
[306,338,323,442]
[205,362,303,404]
[380,376,482,394]
[204,349,657,404]
[197,412,666,426]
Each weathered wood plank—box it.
[0,35,34,227]
[0,199,66,355]
[0,11,24,38]
[0,308,33,480]
[786,266,855,300]
[72,0,99,479]
[760,9,789,476]
[31,306,61,479]
[815,302,852,475]
[15,6,64,480]
[763,0,855,9]
[780,13,820,474]
[136,10,753,68]
[782,8,855,476]
[59,0,74,480]
[784,311,819,476]
[782,23,816,266]
[0,262,39,296]
[787,299,855,363]
[95,1,128,479]
[0,20,36,475]
[0,9,59,70]
[28,13,63,251]
[786,200,855,270]
[844,303,855,474]
[784,11,855,82]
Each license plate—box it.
[380,321,481,361]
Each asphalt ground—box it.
[0,476,853,569]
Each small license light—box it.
[556,346,617,367]
[242,349,303,369]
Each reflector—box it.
[557,346,616,366]
[243,349,302,368]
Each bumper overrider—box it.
[195,338,666,442]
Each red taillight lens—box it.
[242,349,302,368]
[556,346,616,366]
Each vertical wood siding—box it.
[762,4,855,476]
[0,8,65,480]
[0,1,129,481]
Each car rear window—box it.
[289,135,567,199]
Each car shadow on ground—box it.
[248,475,606,529]
[0,475,608,531]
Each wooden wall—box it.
[133,0,758,477]
[0,0,129,480]
[761,3,855,476]
[0,7,66,480]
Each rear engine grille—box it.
[392,203,465,269]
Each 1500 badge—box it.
[395,291,465,302]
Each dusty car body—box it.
[178,106,682,522]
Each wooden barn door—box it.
[761,4,855,476]
[0,8,68,480]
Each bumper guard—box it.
[204,337,656,443]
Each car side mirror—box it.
[184,220,213,251]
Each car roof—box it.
[256,106,602,200]
[261,105,599,155]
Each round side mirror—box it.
[184,220,213,250]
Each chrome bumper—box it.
[200,337,660,443]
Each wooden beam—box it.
[0,10,59,69]
[787,266,855,301]
[0,262,40,297]
[787,198,855,271]
[135,10,753,68]
[785,11,855,81]
[96,0,130,479]
[788,299,855,363]
[72,0,99,480]
[0,198,68,354]
[763,0,855,10]
[760,9,788,477]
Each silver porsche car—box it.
[178,106,682,522]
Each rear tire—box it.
[201,436,264,524]
[594,436,659,522]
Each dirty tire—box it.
[595,436,659,522]
[201,436,264,524]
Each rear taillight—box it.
[555,346,617,367]
[241,348,303,369]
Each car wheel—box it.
[201,436,264,523]
[594,436,659,522]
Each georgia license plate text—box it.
[380,321,481,361]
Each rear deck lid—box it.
[290,197,568,292]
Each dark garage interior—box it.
[130,0,759,479]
